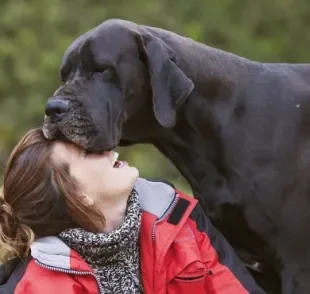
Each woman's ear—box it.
[79,193,94,206]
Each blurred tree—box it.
[1,0,310,194]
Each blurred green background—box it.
[1,0,310,193]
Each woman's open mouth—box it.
[112,152,127,168]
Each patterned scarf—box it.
[58,189,143,294]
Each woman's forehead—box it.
[51,141,80,164]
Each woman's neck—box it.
[97,193,130,233]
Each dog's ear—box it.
[135,33,194,128]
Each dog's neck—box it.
[148,25,255,100]
[151,35,262,193]
[152,108,223,195]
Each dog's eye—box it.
[94,67,108,74]
[60,71,68,83]
[59,63,71,83]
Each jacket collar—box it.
[135,178,176,218]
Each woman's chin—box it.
[129,166,139,179]
[125,166,139,186]
[112,165,139,192]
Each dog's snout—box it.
[45,97,70,119]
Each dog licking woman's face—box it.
[51,142,139,207]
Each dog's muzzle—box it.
[42,96,70,139]
[45,96,70,121]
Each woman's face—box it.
[51,142,139,204]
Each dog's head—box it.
[43,19,194,152]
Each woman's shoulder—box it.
[0,257,31,294]
[0,255,81,294]
[12,257,86,294]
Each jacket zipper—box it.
[175,275,205,281]
[34,259,104,294]
[151,192,179,241]
[175,269,213,281]
[152,192,184,293]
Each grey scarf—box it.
[59,189,143,294]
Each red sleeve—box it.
[188,202,265,294]
[15,279,39,294]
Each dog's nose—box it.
[45,97,70,119]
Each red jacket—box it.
[0,179,264,294]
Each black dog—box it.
[43,19,310,293]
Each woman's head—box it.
[0,128,139,262]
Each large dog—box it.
[43,19,310,293]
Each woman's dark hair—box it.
[0,128,105,262]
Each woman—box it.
[0,128,264,294]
